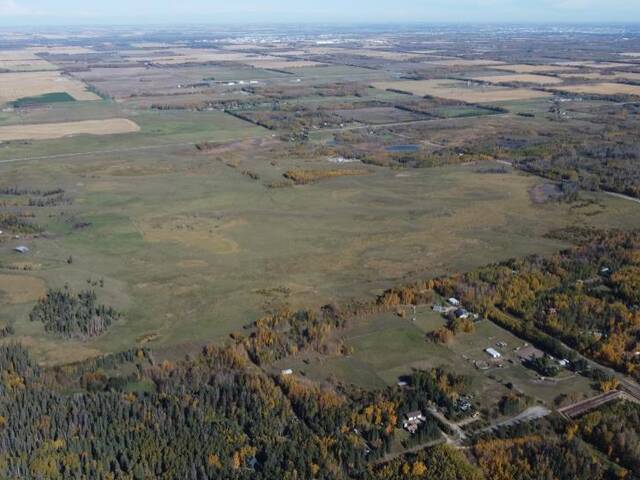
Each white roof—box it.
[485,347,501,358]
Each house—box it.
[280,369,293,376]
[454,308,470,319]
[456,397,472,412]
[558,359,570,367]
[403,410,426,434]
[448,297,461,306]
[14,246,29,254]
[485,347,502,359]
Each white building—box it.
[485,348,502,359]
[448,297,461,306]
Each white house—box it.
[448,297,461,306]
[281,369,293,376]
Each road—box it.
[603,190,640,205]
[481,406,551,433]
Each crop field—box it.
[472,73,564,85]
[372,79,551,102]
[554,82,640,96]
[0,71,100,104]
[491,64,579,73]
[0,118,140,141]
[560,71,640,82]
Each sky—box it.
[0,0,640,25]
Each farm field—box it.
[0,118,140,141]
[472,73,564,85]
[491,64,579,73]
[372,79,551,102]
[553,82,640,96]
[0,70,100,104]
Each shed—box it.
[281,369,293,376]
[448,298,461,306]
[14,246,29,254]
[485,348,502,359]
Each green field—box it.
[2,139,640,366]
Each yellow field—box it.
[0,71,100,103]
[554,82,640,96]
[0,118,140,141]
[0,274,46,304]
[473,73,563,85]
[492,64,578,73]
[560,71,640,82]
[372,79,550,103]
[0,50,57,71]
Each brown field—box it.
[0,49,57,71]
[372,79,551,102]
[554,61,634,69]
[560,71,640,82]
[0,274,46,304]
[554,82,640,96]
[423,59,506,67]
[242,58,325,69]
[473,73,563,85]
[0,118,140,141]
[307,47,428,61]
[492,64,578,73]
[27,46,95,55]
[0,71,100,103]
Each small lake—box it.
[385,144,420,153]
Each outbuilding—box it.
[14,246,29,254]
[485,347,502,359]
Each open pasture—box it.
[372,79,551,103]
[1,154,639,365]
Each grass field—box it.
[372,79,551,103]
[1,152,639,365]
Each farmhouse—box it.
[403,410,426,434]
[485,347,502,359]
